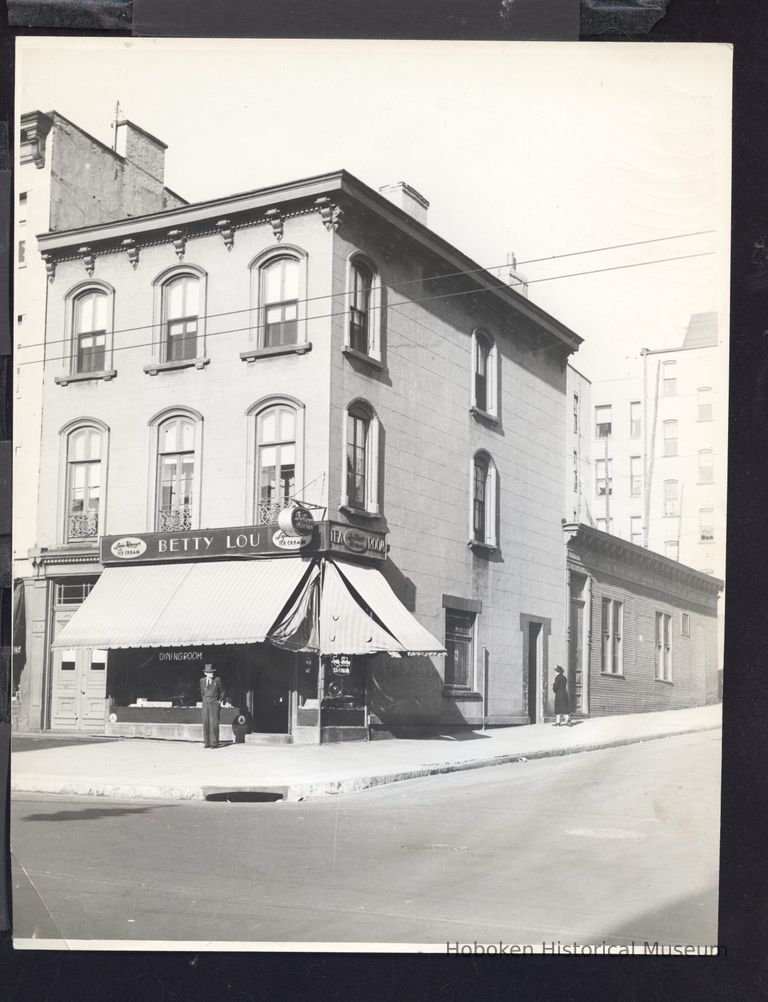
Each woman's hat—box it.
[555,664,565,673]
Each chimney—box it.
[379,182,429,226]
[506,251,529,298]
[116,120,167,184]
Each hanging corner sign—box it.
[278,505,315,537]
[330,654,352,674]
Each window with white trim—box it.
[156,415,196,531]
[262,256,300,347]
[699,508,714,544]
[655,612,672,681]
[664,540,679,561]
[162,274,199,362]
[471,330,497,417]
[73,290,108,374]
[601,598,623,675]
[630,456,642,497]
[663,479,679,516]
[630,401,641,439]
[595,458,613,497]
[698,449,714,484]
[444,608,476,689]
[255,404,297,524]
[471,451,498,549]
[342,401,380,514]
[630,516,642,546]
[663,420,678,457]
[698,387,713,422]
[681,613,690,638]
[64,425,104,542]
[662,360,677,397]
[595,405,612,438]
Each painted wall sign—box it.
[100,521,387,565]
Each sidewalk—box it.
[10,703,722,803]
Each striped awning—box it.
[334,561,445,656]
[51,558,314,649]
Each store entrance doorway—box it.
[249,653,291,733]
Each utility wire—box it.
[19,250,716,368]
[17,230,715,354]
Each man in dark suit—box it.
[200,663,225,748]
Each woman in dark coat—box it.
[553,665,571,727]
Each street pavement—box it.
[10,703,721,802]
[10,730,721,949]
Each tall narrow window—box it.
[346,408,369,509]
[698,449,714,484]
[74,290,108,374]
[662,360,677,397]
[256,405,296,524]
[163,275,199,362]
[601,598,623,675]
[663,420,678,457]
[471,452,498,548]
[698,387,713,422]
[630,515,642,545]
[445,609,475,689]
[349,261,373,355]
[573,393,580,434]
[156,416,195,530]
[655,612,672,681]
[573,450,578,493]
[18,240,26,267]
[66,427,102,541]
[699,508,714,543]
[630,401,641,438]
[630,456,642,497]
[595,458,612,497]
[471,329,497,417]
[262,256,299,347]
[474,333,491,412]
[663,479,679,516]
[595,405,612,438]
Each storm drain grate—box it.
[204,788,287,803]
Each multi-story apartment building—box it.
[16,169,586,741]
[589,313,725,579]
[14,111,186,588]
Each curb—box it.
[11,722,720,803]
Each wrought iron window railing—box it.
[68,511,99,539]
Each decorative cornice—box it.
[121,238,140,269]
[168,228,186,260]
[264,208,285,242]
[315,196,343,232]
[216,218,235,251]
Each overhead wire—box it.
[18,249,716,368]
[16,229,715,354]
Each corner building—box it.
[19,170,582,741]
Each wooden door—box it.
[569,598,585,713]
[50,609,107,731]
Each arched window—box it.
[342,400,380,514]
[64,424,105,541]
[162,274,200,362]
[255,404,297,524]
[470,451,498,549]
[471,329,498,418]
[345,255,382,360]
[156,415,196,530]
[73,290,108,374]
[262,256,299,347]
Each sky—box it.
[16,38,731,382]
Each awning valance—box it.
[51,558,314,649]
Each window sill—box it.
[339,505,381,521]
[55,370,117,386]
[144,357,210,375]
[600,671,625,679]
[468,540,499,556]
[240,342,312,362]
[655,678,674,686]
[342,346,384,369]
[697,480,715,486]
[469,406,500,427]
[443,687,483,701]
